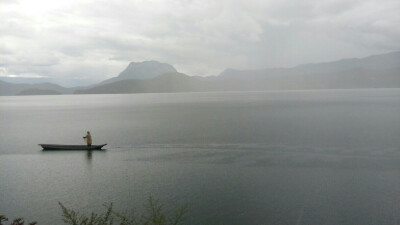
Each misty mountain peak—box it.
[118,61,177,79]
[219,68,241,77]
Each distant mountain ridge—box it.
[294,51,400,72]
[17,88,61,95]
[77,51,400,94]
[213,67,400,91]
[219,51,400,78]
[0,80,74,96]
[1,51,399,96]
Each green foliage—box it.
[0,215,7,225]
[59,197,188,225]
[1,197,187,225]
[0,215,37,225]
[59,202,114,225]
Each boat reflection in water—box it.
[87,150,93,161]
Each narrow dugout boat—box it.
[39,144,107,150]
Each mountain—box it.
[97,61,177,86]
[75,72,210,94]
[0,80,74,96]
[1,51,399,96]
[293,51,400,74]
[76,51,400,94]
[215,51,400,90]
[17,88,61,95]
[213,67,400,91]
[218,51,400,78]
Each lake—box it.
[1,89,400,224]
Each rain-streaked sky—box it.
[1,0,399,85]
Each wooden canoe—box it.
[39,144,107,150]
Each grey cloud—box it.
[0,0,399,84]
[0,13,37,40]
[0,51,59,67]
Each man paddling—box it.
[83,131,92,147]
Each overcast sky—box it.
[1,0,399,86]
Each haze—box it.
[1,0,399,86]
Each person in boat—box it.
[83,131,92,147]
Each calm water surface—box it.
[1,89,400,224]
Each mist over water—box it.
[1,89,400,224]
